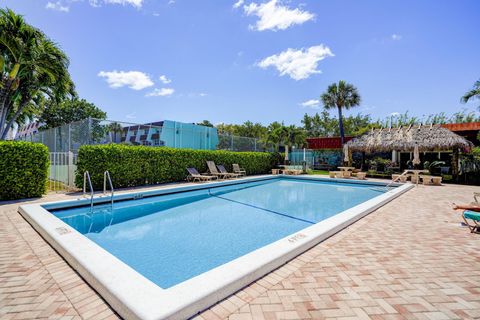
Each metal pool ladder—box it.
[83,171,94,211]
[103,170,115,209]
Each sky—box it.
[1,0,480,126]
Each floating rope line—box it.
[208,190,315,225]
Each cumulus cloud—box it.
[300,99,320,109]
[98,70,154,90]
[390,112,400,116]
[258,44,334,80]
[89,0,143,8]
[391,34,402,41]
[146,88,175,97]
[243,0,314,31]
[46,1,70,12]
[233,0,244,9]
[159,75,172,84]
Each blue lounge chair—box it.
[462,210,480,233]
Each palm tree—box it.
[321,80,361,145]
[461,79,480,108]
[0,8,74,140]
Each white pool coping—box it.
[19,175,413,320]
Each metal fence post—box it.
[67,151,74,190]
[68,123,71,153]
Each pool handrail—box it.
[83,171,94,211]
[103,170,115,209]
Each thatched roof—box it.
[345,124,473,153]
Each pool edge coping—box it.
[19,176,414,320]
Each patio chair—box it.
[206,161,228,179]
[217,164,241,178]
[431,176,442,185]
[462,210,480,233]
[186,168,217,182]
[356,172,367,180]
[233,164,246,176]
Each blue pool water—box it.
[49,178,386,288]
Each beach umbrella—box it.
[284,145,289,161]
[413,144,421,165]
[343,144,349,163]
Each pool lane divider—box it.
[208,189,316,225]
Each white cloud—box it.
[199,93,208,97]
[46,1,69,12]
[391,34,402,41]
[98,70,154,90]
[233,0,244,9]
[243,0,314,31]
[89,0,143,8]
[300,99,320,109]
[126,112,137,119]
[258,44,334,80]
[146,88,175,97]
[168,0,175,5]
[159,75,172,84]
[390,112,400,116]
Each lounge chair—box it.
[186,168,217,182]
[233,164,246,176]
[217,164,241,178]
[206,161,228,179]
[462,210,480,233]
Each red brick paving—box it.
[1,182,479,320]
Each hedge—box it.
[0,141,50,200]
[75,144,281,189]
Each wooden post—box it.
[452,148,459,181]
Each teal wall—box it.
[160,120,219,150]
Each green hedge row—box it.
[75,144,281,189]
[0,141,50,200]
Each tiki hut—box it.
[346,124,473,153]
[345,124,474,175]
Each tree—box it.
[196,120,213,127]
[38,98,106,129]
[320,80,361,145]
[461,79,480,109]
[0,8,74,140]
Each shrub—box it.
[75,144,281,189]
[0,141,49,200]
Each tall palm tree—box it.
[0,8,74,140]
[321,80,361,145]
[461,79,480,108]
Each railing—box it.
[103,170,114,209]
[83,171,94,211]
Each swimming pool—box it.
[20,175,413,320]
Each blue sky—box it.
[2,0,480,125]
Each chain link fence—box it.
[18,118,274,153]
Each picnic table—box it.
[337,167,355,178]
[403,169,429,186]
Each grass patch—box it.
[307,169,329,175]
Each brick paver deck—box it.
[1,182,479,319]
